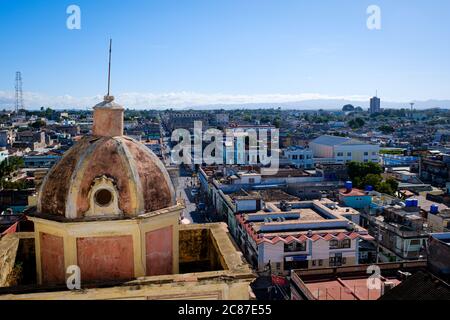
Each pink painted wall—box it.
[145,226,173,276]
[40,232,65,285]
[76,235,134,282]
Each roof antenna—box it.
[106,38,113,99]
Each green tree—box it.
[347,162,383,181]
[0,157,24,179]
[348,118,365,129]
[361,174,383,189]
[378,125,395,134]
[30,120,46,129]
[342,104,355,112]
[273,117,281,128]
[385,178,399,193]
[377,182,394,195]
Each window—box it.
[337,152,344,157]
[364,152,369,156]
[330,253,343,267]
[410,239,421,246]
[330,239,351,249]
[275,262,282,272]
[312,260,316,267]
[249,178,255,184]
[342,239,351,248]
[347,152,352,157]
[372,152,377,156]
[95,189,113,207]
[284,242,306,252]
[329,240,339,249]
[292,155,298,160]
[329,257,336,266]
[318,259,323,266]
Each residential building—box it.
[427,233,450,281]
[234,198,372,274]
[428,207,450,233]
[339,182,373,209]
[0,130,14,148]
[364,201,430,262]
[283,146,314,169]
[370,96,381,114]
[420,154,450,187]
[23,155,61,168]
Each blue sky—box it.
[0,0,449,108]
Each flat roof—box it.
[304,277,401,300]
[339,188,367,197]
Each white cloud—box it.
[0,90,371,110]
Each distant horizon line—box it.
[1,90,450,111]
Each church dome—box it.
[37,96,175,219]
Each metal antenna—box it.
[107,39,112,97]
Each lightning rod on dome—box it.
[107,38,112,99]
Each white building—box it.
[310,135,379,164]
[284,146,314,169]
[234,200,372,274]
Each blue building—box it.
[339,182,372,209]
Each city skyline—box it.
[1,0,450,109]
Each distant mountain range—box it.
[187,99,450,111]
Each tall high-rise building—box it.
[370,96,381,114]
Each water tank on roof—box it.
[345,181,353,191]
[405,199,414,207]
[365,185,374,192]
[430,204,439,214]
[412,199,419,207]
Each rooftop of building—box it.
[431,232,450,246]
[0,223,255,299]
[339,187,367,197]
[228,189,299,202]
[236,200,371,244]
[311,135,377,146]
[380,271,450,300]
[291,261,428,300]
[200,165,317,183]
[407,195,449,212]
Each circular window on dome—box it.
[94,189,113,207]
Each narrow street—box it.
[177,166,210,224]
